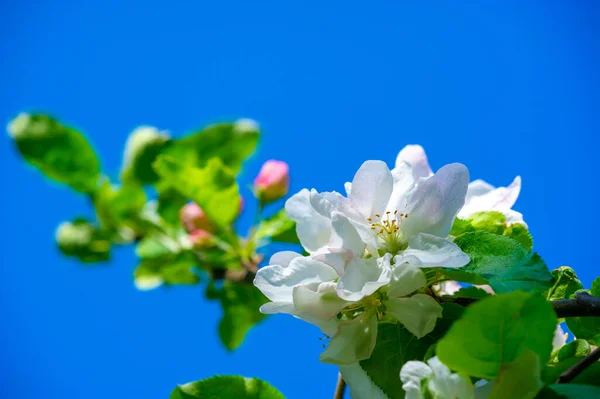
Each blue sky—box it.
[1,1,599,398]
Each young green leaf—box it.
[546,267,583,301]
[254,209,299,245]
[8,113,101,193]
[120,126,170,184]
[153,156,241,228]
[170,375,285,399]
[216,282,269,351]
[134,252,199,290]
[163,120,259,173]
[358,303,465,399]
[436,292,556,379]
[56,219,111,263]
[452,231,552,293]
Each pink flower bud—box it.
[180,202,214,233]
[254,160,290,203]
[189,229,215,249]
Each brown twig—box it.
[556,347,600,384]
[333,372,346,399]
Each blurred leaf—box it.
[56,219,111,263]
[487,349,543,399]
[134,251,199,290]
[437,292,556,379]
[156,185,188,226]
[170,375,285,399]
[8,113,101,193]
[537,384,600,398]
[359,303,465,399]
[164,120,259,173]
[136,236,172,260]
[254,209,299,245]
[153,156,240,228]
[542,356,600,387]
[93,181,147,234]
[555,339,591,363]
[120,126,170,184]
[452,231,552,293]
[216,282,269,350]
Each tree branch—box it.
[334,372,346,399]
[442,292,600,318]
[556,347,600,384]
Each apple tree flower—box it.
[400,356,475,399]
[395,144,525,225]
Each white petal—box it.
[395,145,434,180]
[253,257,339,302]
[293,282,351,320]
[384,294,443,338]
[504,209,526,227]
[395,233,470,268]
[349,160,394,219]
[387,161,416,214]
[387,261,427,298]
[339,363,388,399]
[459,176,522,219]
[269,251,302,267]
[285,189,332,253]
[344,182,352,196]
[402,163,469,239]
[259,301,296,315]
[336,258,391,301]
[312,249,353,276]
[331,211,365,255]
[400,360,433,399]
[319,315,378,365]
[427,357,475,399]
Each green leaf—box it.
[156,185,189,226]
[487,349,543,399]
[254,210,299,245]
[8,113,101,193]
[92,181,147,234]
[546,267,584,301]
[437,292,556,379]
[450,212,533,251]
[164,120,259,173]
[56,219,111,263]
[566,277,600,345]
[134,252,199,290]
[136,236,172,260]
[542,357,600,387]
[120,126,170,184]
[216,282,269,350]
[556,339,591,362]
[154,156,240,228]
[537,384,600,398]
[359,303,465,399]
[453,231,552,293]
[170,375,285,399]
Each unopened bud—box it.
[180,202,214,233]
[254,160,290,204]
[189,229,215,249]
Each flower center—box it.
[367,210,409,254]
[339,293,385,321]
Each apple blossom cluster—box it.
[253,145,524,365]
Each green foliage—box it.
[542,358,600,387]
[566,278,600,345]
[487,349,543,399]
[254,209,299,245]
[154,156,241,229]
[441,286,491,300]
[134,251,200,289]
[121,126,171,184]
[450,211,533,251]
[213,282,269,351]
[56,219,111,263]
[553,339,591,363]
[436,292,556,379]
[163,121,259,174]
[546,267,583,301]
[451,231,552,293]
[537,384,600,398]
[359,303,465,399]
[8,113,101,193]
[170,375,285,399]
[92,181,147,236]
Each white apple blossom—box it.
[395,144,525,226]
[400,356,475,399]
